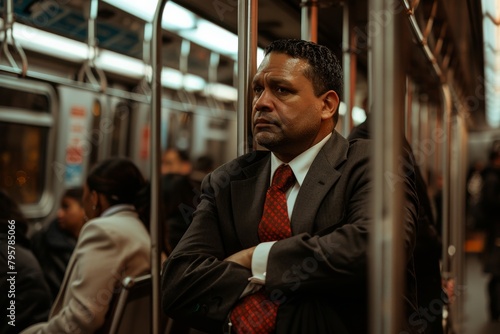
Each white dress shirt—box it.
[248,133,332,289]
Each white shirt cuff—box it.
[249,241,276,285]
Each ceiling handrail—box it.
[176,39,197,110]
[0,0,28,77]
[77,0,107,92]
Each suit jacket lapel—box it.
[231,155,271,248]
[291,131,349,235]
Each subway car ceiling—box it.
[175,0,487,130]
[3,0,237,88]
[0,0,488,130]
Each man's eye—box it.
[276,87,288,94]
[253,86,263,94]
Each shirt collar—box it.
[101,204,136,217]
[270,133,332,186]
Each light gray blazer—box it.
[22,209,150,334]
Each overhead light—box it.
[103,0,196,30]
[1,19,205,91]
[178,20,239,56]
[95,50,146,78]
[183,74,206,92]
[205,83,238,102]
[161,68,206,91]
[102,0,264,60]
[0,21,88,62]
[336,102,367,125]
[161,67,183,89]
[102,0,156,22]
[338,101,347,115]
[162,2,197,31]
[352,106,367,125]
[257,49,265,67]
[482,0,500,127]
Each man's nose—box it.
[253,89,273,112]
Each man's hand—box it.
[224,246,256,269]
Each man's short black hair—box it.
[264,39,343,99]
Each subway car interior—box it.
[1,0,500,333]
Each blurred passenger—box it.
[433,174,444,236]
[161,147,192,176]
[349,114,444,334]
[476,149,500,321]
[189,155,215,190]
[161,39,419,333]
[466,160,485,231]
[21,158,151,334]
[0,190,52,334]
[161,173,198,255]
[30,187,85,302]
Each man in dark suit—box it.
[161,39,419,333]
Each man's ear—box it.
[321,90,340,120]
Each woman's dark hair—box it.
[87,158,148,226]
[87,158,145,205]
[62,187,83,204]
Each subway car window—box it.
[0,87,49,111]
[0,80,54,216]
[0,123,48,204]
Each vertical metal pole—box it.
[237,0,258,155]
[342,1,357,137]
[151,1,169,333]
[435,108,442,187]
[456,112,467,331]
[369,0,405,333]
[4,0,13,24]
[412,96,421,152]
[405,76,412,143]
[440,83,452,282]
[420,98,430,182]
[301,0,318,42]
[450,113,458,282]
[88,0,98,54]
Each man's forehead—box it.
[255,53,309,77]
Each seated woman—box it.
[31,187,86,302]
[0,190,52,334]
[22,158,151,334]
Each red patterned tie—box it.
[230,164,296,333]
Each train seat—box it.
[100,273,152,334]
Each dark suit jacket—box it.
[161,131,419,333]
